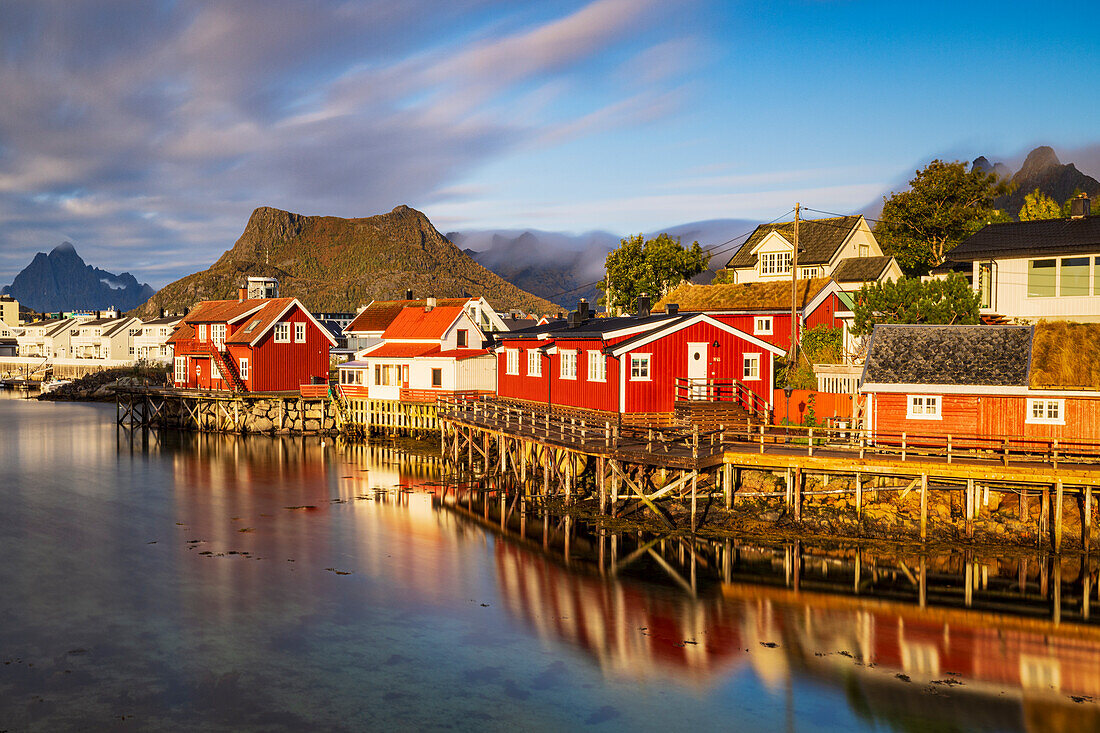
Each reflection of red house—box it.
[169,295,337,392]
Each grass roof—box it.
[655,278,831,312]
[1029,322,1100,390]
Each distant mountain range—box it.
[136,205,555,317]
[980,145,1100,216]
[1,242,155,312]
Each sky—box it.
[1,0,1098,287]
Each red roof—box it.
[346,298,469,334]
[381,305,466,340]
[362,343,441,359]
[166,297,336,347]
[436,348,490,360]
[225,299,298,345]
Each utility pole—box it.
[790,203,800,359]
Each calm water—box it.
[1,396,1098,732]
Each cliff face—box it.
[136,205,556,316]
[983,146,1100,217]
[1,242,155,312]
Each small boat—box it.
[40,379,72,393]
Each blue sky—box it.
[0,0,1097,286]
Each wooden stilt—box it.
[793,468,802,522]
[723,463,732,510]
[1041,486,1050,542]
[691,471,698,534]
[920,474,928,542]
[855,471,862,520]
[965,479,974,539]
[1086,486,1094,551]
[1055,480,1064,553]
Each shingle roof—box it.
[181,298,272,325]
[830,256,895,283]
[496,313,680,340]
[141,315,181,326]
[381,305,466,340]
[946,214,1100,262]
[863,325,1032,386]
[225,300,299,345]
[654,278,832,312]
[725,216,862,269]
[345,298,470,334]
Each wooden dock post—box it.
[1041,486,1051,544]
[785,468,793,509]
[1055,480,1064,553]
[723,463,733,510]
[855,471,863,520]
[919,555,927,608]
[920,473,928,542]
[793,468,802,522]
[598,457,607,514]
[965,479,975,539]
[690,471,698,534]
[1086,486,1094,551]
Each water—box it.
[1,396,1098,732]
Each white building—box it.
[134,315,182,364]
[344,294,507,353]
[70,317,143,360]
[16,317,86,359]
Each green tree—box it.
[875,160,1011,276]
[1019,188,1062,221]
[850,274,980,337]
[599,233,709,311]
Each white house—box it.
[344,294,508,353]
[337,301,496,402]
[134,314,182,364]
[938,195,1100,323]
[721,215,901,287]
[70,317,143,360]
[16,317,87,359]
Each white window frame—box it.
[1026,398,1065,425]
[629,354,651,381]
[294,322,306,343]
[742,353,760,381]
[754,316,773,335]
[906,394,941,420]
[239,357,249,380]
[274,322,290,343]
[587,350,606,382]
[212,323,226,348]
[527,348,542,377]
[759,252,792,276]
[174,357,186,383]
[505,348,519,375]
[560,351,577,380]
[197,324,207,341]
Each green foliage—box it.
[599,233,709,311]
[850,274,980,337]
[801,325,842,364]
[1019,188,1063,221]
[875,160,1011,276]
[774,356,818,391]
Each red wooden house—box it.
[494,301,784,422]
[861,323,1100,445]
[654,278,846,352]
[168,294,337,392]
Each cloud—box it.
[0,0,694,287]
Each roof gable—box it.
[948,214,1100,262]
[725,216,862,269]
[381,305,467,341]
[608,313,785,356]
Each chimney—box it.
[425,296,436,312]
[577,298,590,321]
[635,294,650,318]
[238,286,247,302]
[666,303,679,316]
[405,289,413,300]
[569,311,581,328]
[1070,193,1091,219]
[159,308,166,318]
[95,310,101,319]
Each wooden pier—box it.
[438,395,1100,552]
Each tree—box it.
[599,233,709,312]
[1019,188,1062,221]
[850,274,980,337]
[875,160,1011,276]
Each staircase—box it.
[981,313,1012,325]
[206,345,247,393]
[675,400,755,433]
[332,385,364,439]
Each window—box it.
[859,244,870,258]
[129,346,135,355]
[1027,259,1057,297]
[374,364,381,385]
[587,351,606,381]
[906,395,941,419]
[295,322,306,343]
[743,354,760,380]
[759,252,792,275]
[238,358,248,380]
[212,323,226,348]
[800,267,819,278]
[431,368,443,388]
[527,348,542,376]
[1026,398,1064,425]
[456,329,468,348]
[506,348,519,375]
[1061,256,1090,297]
[274,322,290,342]
[198,324,207,341]
[1095,257,1100,295]
[560,351,577,379]
[213,362,223,382]
[754,316,773,335]
[630,354,650,380]
[174,357,186,383]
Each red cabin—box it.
[168,296,337,392]
[494,305,784,421]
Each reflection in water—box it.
[1,400,1098,732]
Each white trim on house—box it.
[246,299,339,346]
[906,394,942,420]
[607,313,785,357]
[628,353,652,381]
[1026,397,1066,425]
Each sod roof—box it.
[1029,321,1100,390]
[654,278,832,312]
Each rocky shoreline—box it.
[37,367,169,402]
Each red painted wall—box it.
[246,306,330,392]
[496,341,620,412]
[804,293,842,329]
[623,321,773,413]
[772,389,855,425]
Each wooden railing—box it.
[438,394,1100,468]
[299,384,329,400]
[674,377,770,421]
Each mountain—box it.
[1,242,155,312]
[990,146,1100,216]
[970,155,1012,180]
[454,218,759,307]
[136,205,556,317]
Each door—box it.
[687,342,708,399]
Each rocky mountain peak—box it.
[1016,145,1061,179]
